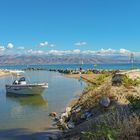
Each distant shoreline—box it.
[0,70,11,77]
[0,70,24,77]
[0,63,140,71]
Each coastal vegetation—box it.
[122,76,140,87]
[81,124,118,140]
[48,69,140,140]
[127,96,140,113]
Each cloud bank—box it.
[0,41,137,57]
[26,48,135,56]
[0,46,5,52]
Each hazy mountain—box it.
[0,54,139,65]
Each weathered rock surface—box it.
[99,96,110,107]
[112,73,125,85]
[49,112,58,118]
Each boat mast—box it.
[130,52,134,69]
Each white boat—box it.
[6,77,48,96]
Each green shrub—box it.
[84,85,96,92]
[86,70,93,74]
[81,124,118,140]
[96,74,110,85]
[127,96,140,112]
[97,74,110,81]
[83,74,110,92]
[122,76,140,86]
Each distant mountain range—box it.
[0,54,139,64]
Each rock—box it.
[65,107,71,116]
[49,112,58,118]
[80,114,86,119]
[85,112,93,118]
[67,121,75,129]
[80,112,93,119]
[99,96,110,107]
[61,112,69,120]
[75,106,82,112]
[66,107,71,113]
[53,117,59,122]
[112,73,125,85]
[56,119,69,130]
[61,123,69,130]
[54,118,65,129]
[59,118,64,124]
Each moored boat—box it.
[6,77,48,95]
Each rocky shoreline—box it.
[48,69,140,140]
[22,67,120,75]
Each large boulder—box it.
[49,112,58,118]
[112,73,125,85]
[99,96,110,107]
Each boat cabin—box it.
[13,77,27,85]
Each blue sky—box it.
[0,0,140,55]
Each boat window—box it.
[19,77,26,81]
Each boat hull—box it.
[6,84,48,96]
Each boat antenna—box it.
[130,52,134,69]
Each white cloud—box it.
[74,41,87,46]
[7,43,14,49]
[27,49,33,53]
[47,50,69,55]
[39,41,49,47]
[81,42,87,45]
[48,50,61,55]
[0,46,5,52]
[17,47,25,50]
[39,41,56,48]
[133,52,140,56]
[49,44,55,47]
[27,49,45,55]
[83,50,96,54]
[98,48,117,54]
[48,49,121,55]
[35,50,44,54]
[74,42,81,46]
[47,49,81,55]
[119,48,130,54]
[73,49,81,54]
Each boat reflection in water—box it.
[6,94,48,106]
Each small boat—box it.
[6,77,48,96]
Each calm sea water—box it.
[0,63,139,139]
[0,71,86,132]
[0,63,140,70]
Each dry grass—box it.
[61,73,140,140]
[118,115,140,140]
[62,107,140,140]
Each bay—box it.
[0,71,86,131]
